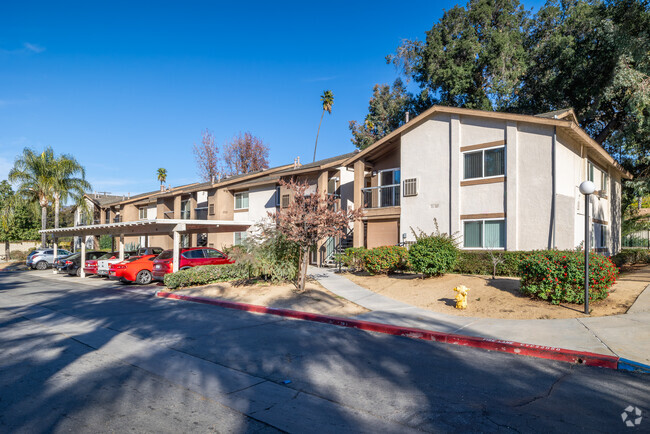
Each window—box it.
[180,199,191,219]
[601,172,609,193]
[234,192,249,210]
[463,147,505,179]
[139,207,146,219]
[275,186,281,207]
[204,248,224,259]
[180,234,190,248]
[234,231,247,246]
[380,168,400,186]
[593,223,609,249]
[463,220,505,248]
[588,162,595,182]
[281,194,290,208]
[209,204,215,216]
[105,209,110,222]
[588,162,609,195]
[403,178,417,197]
[379,168,401,207]
[182,249,204,259]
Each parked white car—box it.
[96,251,136,276]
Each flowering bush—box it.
[519,250,618,304]
[361,246,409,274]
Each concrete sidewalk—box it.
[309,266,650,365]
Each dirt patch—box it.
[0,261,28,271]
[171,279,368,317]
[344,264,650,319]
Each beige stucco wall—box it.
[400,114,452,240]
[514,122,555,251]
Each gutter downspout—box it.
[552,126,557,249]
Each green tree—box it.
[9,148,56,247]
[518,0,650,197]
[0,181,15,257]
[313,90,334,162]
[387,0,530,111]
[157,168,167,188]
[349,79,427,149]
[51,154,91,229]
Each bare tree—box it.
[223,132,269,176]
[193,129,221,182]
[271,179,362,291]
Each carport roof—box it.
[40,219,254,237]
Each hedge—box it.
[453,251,528,276]
[519,250,618,304]
[361,246,409,274]
[610,249,650,267]
[164,264,249,290]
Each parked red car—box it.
[108,254,158,284]
[152,247,233,281]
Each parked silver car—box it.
[26,248,73,270]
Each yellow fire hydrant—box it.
[454,285,470,310]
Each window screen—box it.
[484,220,505,248]
[484,148,505,177]
[464,151,483,179]
[463,222,483,248]
[235,192,249,209]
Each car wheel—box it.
[35,261,48,270]
[136,270,152,285]
[76,267,81,277]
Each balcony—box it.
[113,216,122,223]
[195,207,208,220]
[362,184,400,209]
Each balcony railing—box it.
[361,184,400,208]
[113,216,122,223]
[195,207,208,220]
[180,210,191,220]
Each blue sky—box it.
[1,0,544,198]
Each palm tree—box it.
[9,147,56,247]
[157,168,167,189]
[313,90,334,162]
[51,154,91,229]
[0,181,15,259]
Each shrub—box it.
[408,234,459,277]
[453,251,527,277]
[519,250,618,304]
[360,246,408,274]
[9,250,27,261]
[164,263,249,290]
[610,249,650,267]
[337,247,367,271]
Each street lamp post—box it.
[579,181,595,315]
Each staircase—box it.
[322,230,354,267]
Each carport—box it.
[40,219,253,277]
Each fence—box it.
[623,230,650,248]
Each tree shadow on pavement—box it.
[0,271,648,433]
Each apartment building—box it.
[91,154,355,263]
[344,106,631,255]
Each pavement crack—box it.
[511,369,572,408]
[226,380,267,395]
[575,318,619,357]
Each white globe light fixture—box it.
[579,180,596,314]
[579,181,596,195]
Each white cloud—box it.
[23,42,45,53]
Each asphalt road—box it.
[0,270,648,433]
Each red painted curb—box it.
[156,291,619,369]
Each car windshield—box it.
[157,250,173,260]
